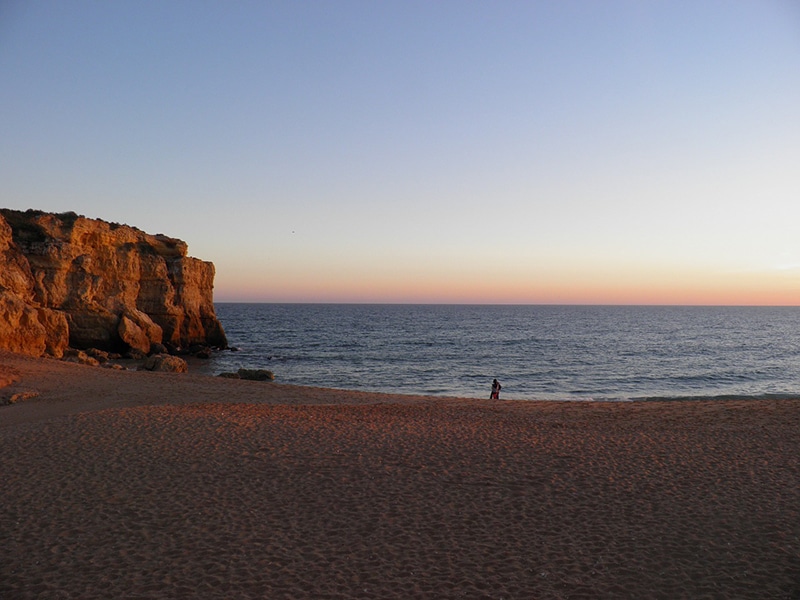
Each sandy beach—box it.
[1,351,799,599]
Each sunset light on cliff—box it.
[2,1,799,305]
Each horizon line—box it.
[213,300,800,308]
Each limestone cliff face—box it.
[0,209,227,357]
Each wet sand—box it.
[1,351,799,599]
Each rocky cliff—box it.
[0,209,227,357]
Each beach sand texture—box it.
[1,352,799,599]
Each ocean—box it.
[193,304,800,401]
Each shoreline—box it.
[4,350,798,423]
[2,350,799,598]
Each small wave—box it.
[668,372,760,385]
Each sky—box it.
[1,1,799,304]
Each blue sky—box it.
[2,1,799,303]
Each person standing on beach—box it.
[490,378,501,400]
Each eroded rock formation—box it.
[0,209,227,357]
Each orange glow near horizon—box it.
[214,266,800,306]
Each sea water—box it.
[192,304,800,401]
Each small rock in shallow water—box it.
[139,354,188,373]
[237,368,275,381]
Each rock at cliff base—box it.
[149,342,169,355]
[118,315,150,355]
[36,308,69,358]
[61,349,101,367]
[0,292,48,357]
[85,348,110,364]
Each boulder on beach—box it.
[139,354,188,373]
